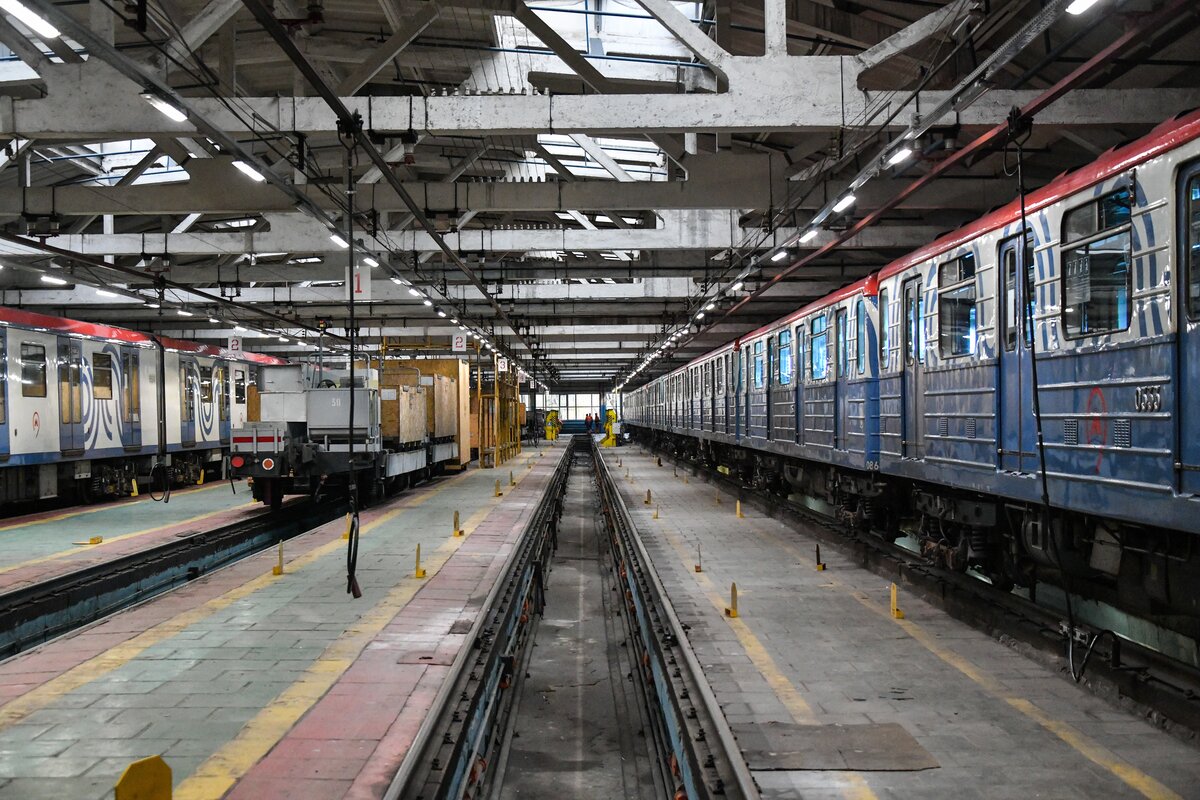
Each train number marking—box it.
[1134,385,1163,413]
[31,411,40,437]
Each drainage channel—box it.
[0,497,345,658]
[391,438,757,800]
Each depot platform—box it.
[0,482,261,595]
[601,447,1200,800]
[0,442,565,800]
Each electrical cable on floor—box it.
[148,461,172,504]
[343,136,362,600]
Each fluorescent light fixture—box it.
[887,146,914,166]
[141,93,187,123]
[40,274,66,285]
[176,309,193,316]
[96,289,119,298]
[145,302,160,309]
[209,317,220,323]
[0,0,59,39]
[1066,0,1100,12]
[799,228,819,244]
[832,193,856,213]
[232,160,266,182]
[450,318,458,324]
[390,277,403,285]
[278,336,288,342]
[422,299,433,307]
[291,256,321,264]
[695,312,705,320]
[458,325,466,331]
[219,217,257,229]
[362,256,379,268]
[730,281,744,292]
[436,309,446,318]
[234,325,247,332]
[329,233,349,249]
[705,302,716,311]
[771,249,788,262]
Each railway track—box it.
[644,440,1200,745]
[389,436,757,800]
[0,496,346,658]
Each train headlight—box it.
[231,455,245,469]
[262,458,276,471]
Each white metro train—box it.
[0,306,285,506]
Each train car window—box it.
[1187,175,1200,318]
[879,289,889,369]
[123,352,140,422]
[855,299,867,373]
[753,340,765,388]
[811,317,828,380]
[778,330,793,385]
[200,366,214,404]
[0,350,5,425]
[1062,188,1132,337]
[234,369,247,403]
[93,353,113,400]
[939,254,978,357]
[21,343,46,398]
[1002,247,1017,351]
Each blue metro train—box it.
[624,109,1200,632]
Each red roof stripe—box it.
[0,306,287,365]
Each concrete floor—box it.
[499,450,660,799]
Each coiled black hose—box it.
[148,462,172,504]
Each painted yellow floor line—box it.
[0,480,239,534]
[649,496,878,800]
[752,515,1183,800]
[172,503,496,800]
[0,501,260,576]
[0,460,523,732]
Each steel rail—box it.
[384,444,572,799]
[593,442,760,800]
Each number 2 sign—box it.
[452,334,467,352]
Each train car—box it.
[624,107,1200,634]
[231,361,462,508]
[0,306,285,507]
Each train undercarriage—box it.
[632,425,1200,646]
[0,450,219,508]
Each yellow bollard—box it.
[653,505,660,520]
[114,755,171,800]
[509,470,515,487]
[815,544,826,571]
[197,469,205,486]
[715,489,721,505]
[342,512,352,540]
[890,582,905,619]
[130,478,139,498]
[725,582,739,618]
[494,479,503,498]
[272,542,284,576]
[644,489,652,505]
[453,510,464,537]
[694,545,702,573]
[736,500,745,519]
[415,544,427,579]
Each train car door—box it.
[1177,162,1200,494]
[901,277,925,458]
[179,359,197,447]
[834,308,848,449]
[765,337,774,441]
[794,325,805,445]
[58,338,84,453]
[120,348,142,449]
[998,235,1036,473]
[0,329,8,460]
[214,365,230,444]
